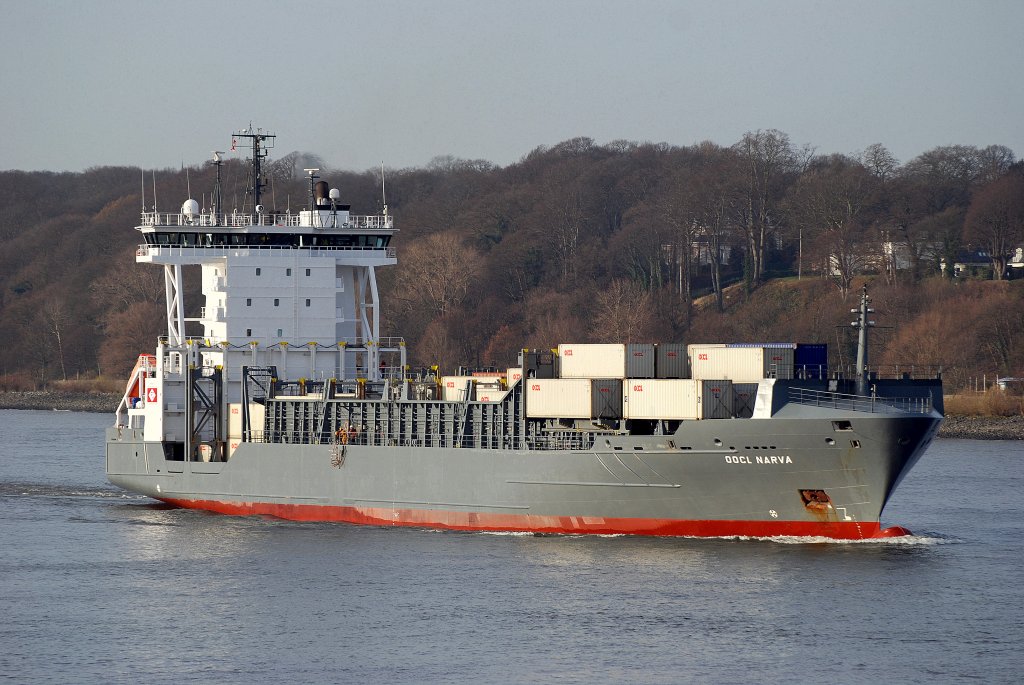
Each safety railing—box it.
[136,244,396,259]
[140,211,393,229]
[787,387,934,414]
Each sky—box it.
[1,0,1021,173]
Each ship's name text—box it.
[724,455,793,465]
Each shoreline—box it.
[1,391,1020,441]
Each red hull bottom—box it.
[162,497,910,540]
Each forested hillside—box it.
[1,132,1022,392]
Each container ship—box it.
[106,129,944,540]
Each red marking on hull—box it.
[160,497,904,540]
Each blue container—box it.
[795,343,828,380]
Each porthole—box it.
[826,437,835,446]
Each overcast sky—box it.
[1,0,1021,173]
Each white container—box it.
[624,379,700,419]
[526,378,592,418]
[623,378,733,419]
[475,381,507,403]
[558,343,626,378]
[441,376,476,401]
[227,402,265,457]
[506,367,523,386]
[688,345,794,381]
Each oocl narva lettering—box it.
[724,455,794,465]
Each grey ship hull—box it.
[107,402,941,539]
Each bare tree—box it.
[784,156,882,297]
[733,130,798,288]
[860,143,899,182]
[964,171,1024,280]
[42,298,72,381]
[590,279,654,343]
[392,231,482,318]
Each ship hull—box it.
[107,410,942,540]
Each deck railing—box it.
[137,244,396,259]
[140,211,392,229]
[787,387,934,414]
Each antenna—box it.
[210,151,225,224]
[151,170,157,212]
[140,169,146,212]
[186,167,192,199]
[233,126,275,212]
[381,161,388,216]
[304,168,320,213]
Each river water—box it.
[0,409,1021,684]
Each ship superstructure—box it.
[115,128,402,462]
[107,130,943,540]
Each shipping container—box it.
[228,402,265,457]
[732,382,759,419]
[440,376,477,401]
[558,343,627,378]
[622,379,733,419]
[689,344,794,381]
[623,379,700,419]
[475,381,507,403]
[625,343,656,378]
[795,343,828,380]
[506,367,523,386]
[655,343,689,378]
[591,378,623,419]
[525,378,593,418]
[700,380,734,419]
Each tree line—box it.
[1,132,1022,391]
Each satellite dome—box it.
[181,199,199,217]
[329,188,341,201]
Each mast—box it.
[234,126,275,211]
[210,151,224,223]
[851,284,875,395]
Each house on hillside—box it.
[941,247,993,279]
[1005,247,1024,280]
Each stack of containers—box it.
[523,342,735,420]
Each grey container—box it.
[591,378,623,419]
[733,382,759,418]
[656,343,688,378]
[626,343,656,379]
[700,380,734,420]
